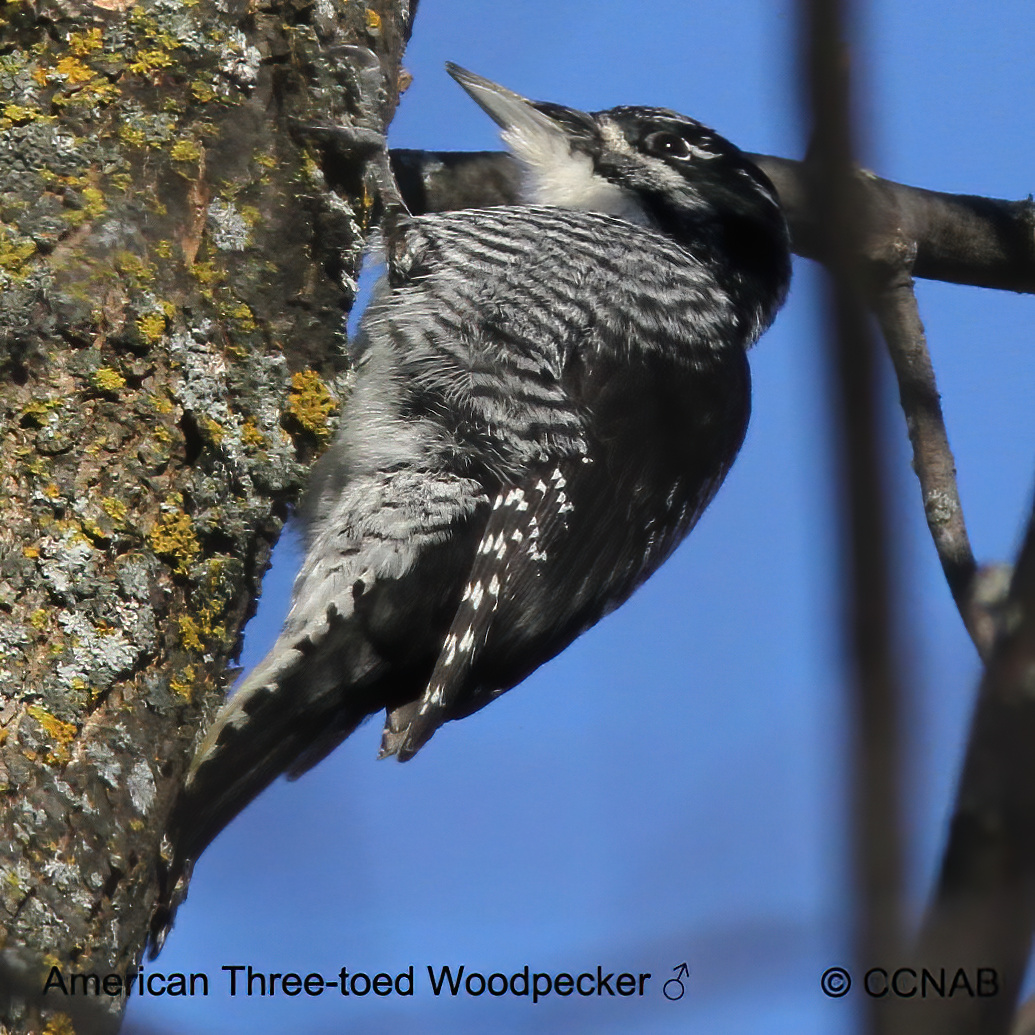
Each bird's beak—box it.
[446,63,597,156]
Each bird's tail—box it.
[147,625,383,956]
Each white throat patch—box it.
[505,119,650,226]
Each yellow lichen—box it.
[0,228,37,279]
[21,398,63,425]
[365,9,382,32]
[22,546,40,559]
[80,517,109,543]
[201,417,224,445]
[42,1012,76,1035]
[149,511,201,574]
[115,250,153,282]
[101,497,128,522]
[170,139,203,164]
[286,370,337,440]
[92,367,126,393]
[81,187,107,220]
[178,616,204,652]
[191,261,220,285]
[27,706,77,765]
[190,80,217,104]
[241,419,266,448]
[2,104,47,125]
[67,527,93,547]
[119,124,148,148]
[138,312,167,343]
[30,609,48,631]
[228,302,256,332]
[170,665,196,702]
[301,152,321,180]
[53,77,119,107]
[148,391,175,415]
[54,55,95,85]
[69,28,104,56]
[128,49,175,76]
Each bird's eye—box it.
[644,132,693,159]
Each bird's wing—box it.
[381,210,752,760]
[388,463,578,760]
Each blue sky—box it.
[126,1,1035,1031]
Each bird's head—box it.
[446,63,784,236]
[446,63,790,321]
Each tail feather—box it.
[182,627,384,851]
[148,621,384,956]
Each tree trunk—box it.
[0,2,415,1031]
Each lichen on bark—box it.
[0,1,413,1031]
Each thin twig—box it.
[866,239,989,655]
[799,3,906,1035]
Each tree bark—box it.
[0,2,414,1032]
[2,8,1031,1033]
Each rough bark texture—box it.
[0,1,413,1032]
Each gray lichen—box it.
[127,759,156,816]
[207,198,252,251]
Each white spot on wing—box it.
[442,633,457,667]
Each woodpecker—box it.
[158,64,790,939]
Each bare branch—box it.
[392,150,1035,294]
[799,5,906,1035]
[915,492,1035,1034]
[756,157,1035,293]
[865,241,989,654]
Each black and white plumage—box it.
[165,63,791,912]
